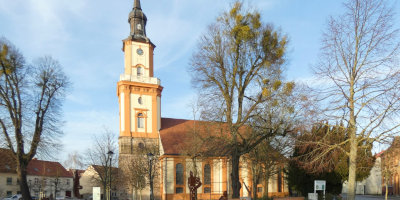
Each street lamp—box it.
[147,152,154,200]
[28,180,32,194]
[107,150,114,200]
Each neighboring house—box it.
[381,136,400,196]
[0,148,74,199]
[79,165,119,200]
[116,1,289,200]
[342,154,382,195]
[0,148,19,198]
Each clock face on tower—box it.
[137,48,144,55]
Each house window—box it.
[176,163,184,193]
[6,177,12,185]
[34,178,39,184]
[6,191,12,196]
[137,67,143,76]
[204,187,211,193]
[137,113,144,129]
[138,97,143,105]
[257,187,263,193]
[66,179,70,186]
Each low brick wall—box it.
[273,197,305,200]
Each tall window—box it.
[204,164,211,184]
[176,163,184,193]
[204,164,211,193]
[137,113,144,128]
[277,167,282,193]
[137,67,143,76]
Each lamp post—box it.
[147,152,154,200]
[107,150,114,200]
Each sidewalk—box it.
[341,194,400,200]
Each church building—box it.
[117,1,288,199]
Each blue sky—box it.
[0,0,398,162]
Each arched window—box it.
[176,163,184,185]
[204,164,211,184]
[137,113,144,129]
[137,67,143,76]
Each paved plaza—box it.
[341,194,400,200]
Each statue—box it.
[188,171,202,200]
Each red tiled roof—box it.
[160,118,194,155]
[0,148,72,178]
[27,159,73,178]
[160,118,237,155]
[0,148,17,173]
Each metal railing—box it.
[120,74,161,85]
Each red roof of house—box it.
[0,148,17,173]
[27,159,73,178]
[0,148,72,178]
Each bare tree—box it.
[249,137,291,199]
[63,151,85,198]
[189,2,294,197]
[0,38,69,200]
[63,151,85,170]
[85,129,118,198]
[312,1,400,199]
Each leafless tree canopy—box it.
[85,129,118,192]
[314,0,400,139]
[311,0,400,199]
[0,37,69,200]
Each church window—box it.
[137,67,143,76]
[138,97,143,105]
[176,163,184,185]
[176,187,183,194]
[204,163,211,193]
[277,167,282,192]
[204,164,211,184]
[137,113,144,129]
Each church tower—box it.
[118,0,162,155]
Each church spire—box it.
[128,0,149,42]
[134,0,141,9]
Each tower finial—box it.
[134,0,141,9]
[128,0,149,42]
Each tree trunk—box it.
[385,180,388,200]
[252,167,257,200]
[17,159,32,200]
[347,135,358,200]
[264,172,269,199]
[231,153,241,198]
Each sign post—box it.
[93,187,101,200]
[314,180,326,200]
